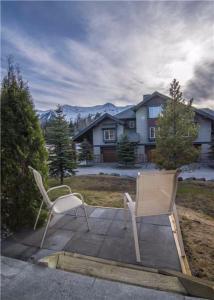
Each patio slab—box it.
[1,206,181,272]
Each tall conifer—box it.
[155,79,199,169]
[1,59,48,231]
[46,105,77,183]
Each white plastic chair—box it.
[123,170,185,262]
[29,166,90,248]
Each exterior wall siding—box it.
[194,116,211,143]
[136,106,148,143]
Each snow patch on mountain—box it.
[37,103,132,124]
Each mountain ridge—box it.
[37,102,133,126]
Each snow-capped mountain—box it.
[37,102,132,125]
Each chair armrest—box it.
[47,185,71,194]
[124,193,134,204]
[72,193,86,204]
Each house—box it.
[73,92,214,163]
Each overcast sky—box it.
[1,1,214,110]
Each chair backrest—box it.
[29,166,52,209]
[135,170,178,217]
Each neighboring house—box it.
[73,91,214,163]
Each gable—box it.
[73,113,123,142]
[134,91,170,111]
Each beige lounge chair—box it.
[29,166,90,248]
[123,170,185,263]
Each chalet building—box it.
[73,92,214,163]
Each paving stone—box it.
[107,220,139,239]
[141,214,171,226]
[114,209,132,221]
[65,205,96,218]
[21,227,57,248]
[88,218,112,235]
[42,229,74,251]
[64,232,105,257]
[90,207,117,219]
[51,214,77,229]
[139,223,174,243]
[62,216,90,231]
[139,240,181,271]
[1,241,38,261]
[98,236,137,264]
[2,228,36,244]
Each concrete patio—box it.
[1,206,181,271]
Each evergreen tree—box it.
[46,105,77,184]
[1,58,48,231]
[117,135,136,166]
[78,138,93,163]
[155,79,199,170]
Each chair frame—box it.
[123,171,185,264]
[29,167,90,248]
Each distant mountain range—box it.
[37,103,132,126]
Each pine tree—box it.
[155,79,199,170]
[46,105,77,184]
[78,138,93,163]
[1,58,48,231]
[117,135,136,166]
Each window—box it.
[149,127,156,139]
[103,129,116,141]
[128,120,135,128]
[148,106,162,118]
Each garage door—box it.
[102,147,117,162]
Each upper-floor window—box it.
[149,127,156,139]
[103,129,116,142]
[128,120,135,128]
[148,106,162,118]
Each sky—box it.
[1,1,214,110]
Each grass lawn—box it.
[48,175,214,281]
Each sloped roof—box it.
[115,107,135,119]
[134,91,171,111]
[73,113,124,141]
[195,108,214,121]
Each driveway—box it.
[76,163,214,180]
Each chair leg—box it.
[40,211,52,248]
[83,205,90,231]
[74,208,78,218]
[34,201,43,230]
[131,212,141,262]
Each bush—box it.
[1,59,48,231]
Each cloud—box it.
[1,1,214,109]
[184,59,214,106]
